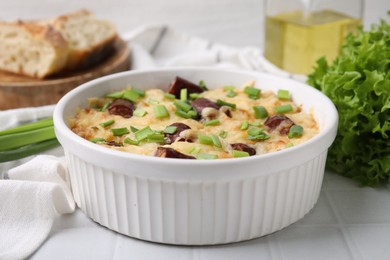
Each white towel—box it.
[0,24,301,259]
[0,155,75,260]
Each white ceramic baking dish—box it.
[53,67,338,245]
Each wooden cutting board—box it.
[0,38,131,110]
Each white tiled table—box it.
[30,170,390,260]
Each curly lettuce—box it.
[307,15,390,186]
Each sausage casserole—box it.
[70,76,319,159]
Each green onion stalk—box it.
[0,118,60,163]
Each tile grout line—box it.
[323,189,362,260]
[266,235,284,260]
[292,222,390,229]
[111,233,121,260]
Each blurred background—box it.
[1,0,389,48]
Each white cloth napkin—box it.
[0,155,75,260]
[0,24,302,259]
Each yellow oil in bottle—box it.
[264,10,361,74]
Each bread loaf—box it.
[0,21,68,78]
[0,10,118,78]
[51,9,118,70]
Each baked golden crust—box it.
[70,81,320,159]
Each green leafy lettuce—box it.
[307,15,390,186]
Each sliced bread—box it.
[0,10,118,78]
[0,21,69,78]
[50,9,118,70]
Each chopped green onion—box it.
[187,110,198,117]
[223,86,235,91]
[216,99,236,109]
[274,104,293,113]
[123,89,140,102]
[247,127,270,141]
[135,126,154,141]
[244,86,260,99]
[164,126,178,134]
[210,134,222,148]
[249,121,262,126]
[111,127,129,136]
[189,146,201,154]
[199,80,208,90]
[148,99,160,105]
[173,100,192,112]
[130,126,139,133]
[147,133,165,143]
[197,153,218,160]
[240,121,249,130]
[175,110,191,119]
[89,137,106,143]
[226,90,237,98]
[132,88,145,97]
[253,106,268,119]
[286,143,294,148]
[106,91,123,99]
[100,102,110,112]
[198,134,213,145]
[189,93,201,100]
[175,110,191,118]
[204,119,220,126]
[133,108,147,117]
[288,125,304,139]
[99,119,115,128]
[124,138,139,145]
[154,105,169,118]
[219,130,228,139]
[232,150,250,158]
[277,89,290,100]
[180,88,188,101]
[164,93,176,100]
[247,134,270,141]
[247,127,264,136]
[198,134,222,148]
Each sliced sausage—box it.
[107,98,134,118]
[231,143,256,156]
[164,122,191,144]
[168,76,204,98]
[106,141,123,147]
[154,147,196,159]
[264,115,295,135]
[191,98,220,115]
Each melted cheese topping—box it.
[70,83,319,159]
